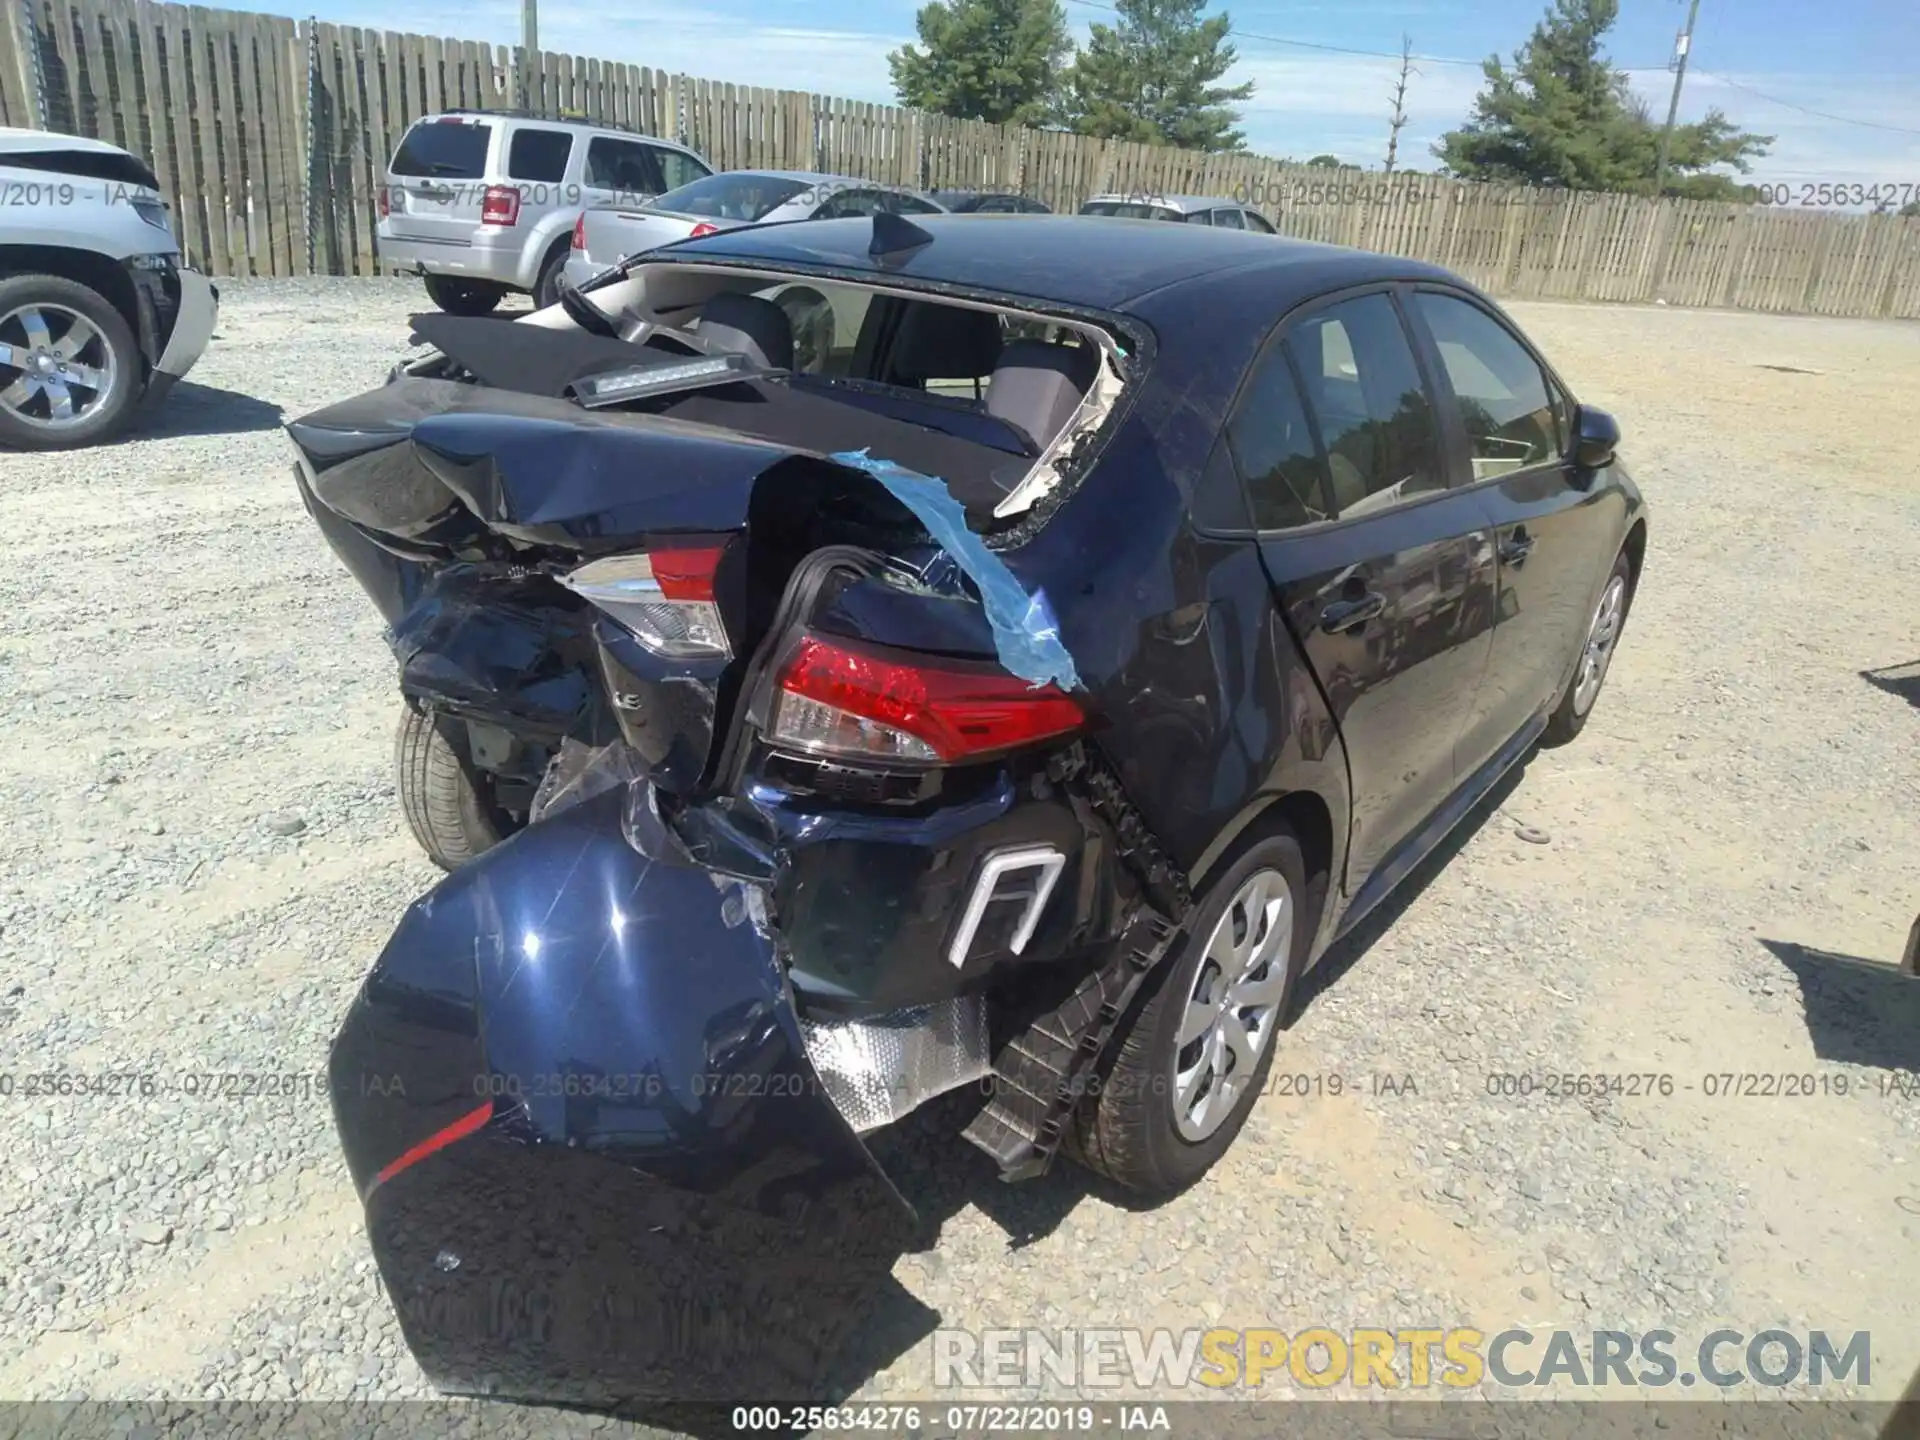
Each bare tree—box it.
[1384,34,1416,174]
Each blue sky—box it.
[317,0,1917,188]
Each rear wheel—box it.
[395,707,508,870]
[1074,832,1309,1196]
[422,274,506,316]
[532,245,571,310]
[1544,551,1632,746]
[0,274,141,450]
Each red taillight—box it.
[481,184,521,226]
[571,212,586,250]
[771,634,1084,765]
[365,1100,492,1198]
[688,221,719,238]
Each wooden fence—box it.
[4,0,1918,318]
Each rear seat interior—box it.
[690,291,1102,454]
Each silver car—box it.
[1079,192,1275,231]
[376,111,712,315]
[563,169,946,294]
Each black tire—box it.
[0,273,142,451]
[1543,550,1633,747]
[422,274,506,317]
[1074,831,1311,1197]
[394,707,506,870]
[532,244,571,310]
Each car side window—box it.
[1186,208,1213,226]
[506,127,573,183]
[1288,293,1447,518]
[584,138,663,195]
[886,191,942,215]
[1244,210,1275,234]
[812,188,884,219]
[1225,341,1332,529]
[1212,207,1245,230]
[1412,292,1561,479]
[652,147,709,191]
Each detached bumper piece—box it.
[963,906,1178,1181]
[328,784,916,1407]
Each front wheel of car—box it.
[1074,832,1309,1197]
[0,274,142,451]
[1543,551,1633,747]
[422,274,506,317]
[395,707,510,870]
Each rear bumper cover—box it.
[376,228,524,289]
[328,783,918,1406]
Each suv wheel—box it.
[0,274,141,450]
[1074,831,1309,1196]
[532,246,571,310]
[422,275,506,317]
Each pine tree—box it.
[888,0,1073,128]
[1061,0,1254,152]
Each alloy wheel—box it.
[1170,866,1292,1142]
[0,302,120,432]
[1572,573,1627,716]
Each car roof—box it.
[0,126,134,159]
[1083,193,1246,213]
[410,111,704,158]
[658,212,1456,312]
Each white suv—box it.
[376,111,712,315]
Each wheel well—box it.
[1192,789,1336,927]
[0,246,139,336]
[1621,518,1648,601]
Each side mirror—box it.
[1572,403,1620,470]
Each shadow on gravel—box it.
[1760,938,1920,1074]
[1861,660,1920,710]
[1290,759,1528,1019]
[137,379,285,440]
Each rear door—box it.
[582,136,666,211]
[385,116,494,244]
[1405,287,1622,773]
[1236,289,1498,892]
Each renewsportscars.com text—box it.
[933,1327,1870,1391]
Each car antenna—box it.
[869,211,934,263]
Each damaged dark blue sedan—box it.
[291,212,1646,1406]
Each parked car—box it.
[1080,190,1275,231]
[375,109,712,315]
[0,126,217,450]
[930,188,1052,213]
[301,213,1645,1406]
[561,168,945,296]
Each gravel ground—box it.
[0,280,1916,1429]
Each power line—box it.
[1690,68,1920,136]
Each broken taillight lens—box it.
[770,634,1084,765]
[560,546,729,658]
[481,184,521,226]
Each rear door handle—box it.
[1499,527,1535,565]
[1320,591,1385,634]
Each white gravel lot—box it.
[0,279,1917,1428]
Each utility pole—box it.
[1654,0,1702,196]
[1384,34,1416,174]
[519,0,538,108]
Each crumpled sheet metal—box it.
[828,449,1081,692]
[800,994,991,1134]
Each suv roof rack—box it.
[432,107,681,146]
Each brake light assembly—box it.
[571,212,586,250]
[481,185,521,227]
[560,545,730,658]
[769,633,1084,767]
[687,221,719,239]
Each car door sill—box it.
[1331,710,1548,945]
